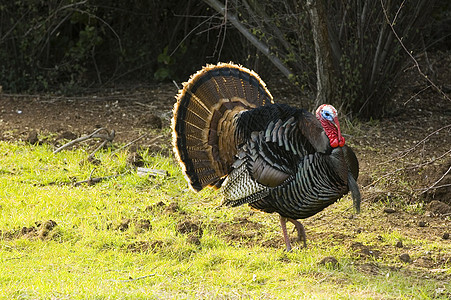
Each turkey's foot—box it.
[279,216,307,251]
[287,218,307,248]
[279,216,292,251]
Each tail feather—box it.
[172,62,273,191]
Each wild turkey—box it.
[172,62,360,251]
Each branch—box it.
[377,124,451,166]
[380,0,450,102]
[418,165,451,195]
[53,127,115,154]
[202,0,293,79]
[365,148,451,189]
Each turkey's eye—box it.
[322,110,333,121]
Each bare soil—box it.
[0,51,450,278]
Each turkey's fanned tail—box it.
[172,62,273,191]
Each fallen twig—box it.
[73,175,121,186]
[53,127,115,154]
[74,168,125,186]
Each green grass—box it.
[0,141,449,299]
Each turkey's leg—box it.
[279,216,292,252]
[287,218,307,248]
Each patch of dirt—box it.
[126,240,165,253]
[107,218,153,234]
[116,218,131,231]
[214,216,273,247]
[176,220,203,235]
[0,220,58,240]
[350,242,381,259]
[0,84,175,153]
[144,201,182,215]
[136,219,152,231]
[318,256,340,268]
[176,220,204,246]
[355,262,381,275]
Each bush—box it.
[0,1,243,93]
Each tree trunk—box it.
[307,0,337,107]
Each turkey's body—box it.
[172,63,360,250]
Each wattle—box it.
[330,139,339,148]
[329,136,345,148]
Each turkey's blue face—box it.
[320,106,336,122]
[316,104,345,148]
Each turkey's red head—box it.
[315,104,345,148]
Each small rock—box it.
[383,208,396,214]
[418,221,426,227]
[443,233,449,240]
[399,253,411,263]
[318,256,339,268]
[395,240,403,248]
